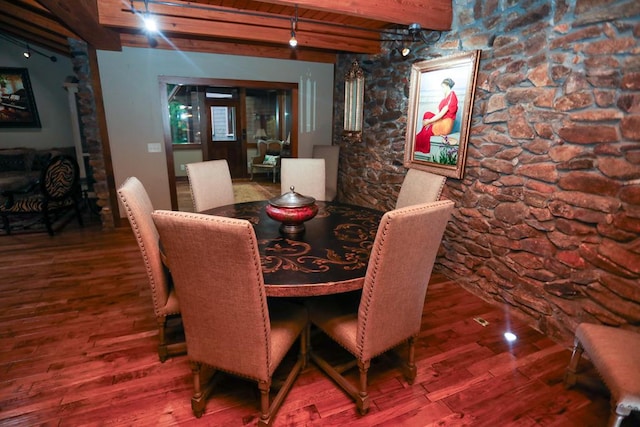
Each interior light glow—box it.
[289,32,298,48]
[143,14,158,33]
[504,332,517,342]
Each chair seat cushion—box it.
[253,163,277,170]
[268,299,308,375]
[577,323,640,411]
[307,292,361,356]
[0,196,74,213]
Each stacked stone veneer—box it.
[334,0,639,343]
[68,39,114,230]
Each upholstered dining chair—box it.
[185,159,234,212]
[395,168,447,209]
[251,140,284,183]
[117,177,185,362]
[0,154,83,236]
[280,158,326,201]
[312,145,340,201]
[151,210,308,425]
[564,323,640,427]
[306,199,455,415]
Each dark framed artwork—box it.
[0,67,41,128]
[404,50,481,179]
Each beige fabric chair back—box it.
[395,168,447,209]
[280,158,326,201]
[117,177,172,318]
[151,210,273,380]
[312,145,340,201]
[358,200,454,360]
[186,159,234,212]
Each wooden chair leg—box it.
[43,210,54,236]
[157,316,186,362]
[1,214,10,234]
[74,200,84,227]
[157,317,169,363]
[191,362,206,418]
[356,360,370,415]
[404,336,417,384]
[190,362,218,418]
[258,380,272,427]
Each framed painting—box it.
[0,67,41,128]
[404,50,481,179]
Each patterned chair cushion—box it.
[0,196,74,213]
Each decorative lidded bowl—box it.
[266,186,318,235]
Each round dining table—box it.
[203,200,383,297]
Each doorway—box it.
[160,77,298,210]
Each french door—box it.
[204,97,245,178]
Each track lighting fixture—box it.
[142,0,158,33]
[388,23,441,58]
[0,32,57,62]
[289,5,298,48]
[407,23,441,45]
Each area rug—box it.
[233,182,278,203]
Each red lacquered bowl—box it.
[266,186,318,235]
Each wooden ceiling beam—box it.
[0,15,70,55]
[0,0,78,39]
[120,33,337,63]
[98,0,380,54]
[36,0,122,51]
[259,0,453,31]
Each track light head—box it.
[23,46,31,59]
[289,31,297,47]
[406,23,441,44]
[288,6,298,48]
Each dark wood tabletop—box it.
[204,200,383,297]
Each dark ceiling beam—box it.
[36,0,122,51]
[120,33,338,63]
[259,0,453,31]
[98,0,381,54]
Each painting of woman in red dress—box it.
[415,78,458,153]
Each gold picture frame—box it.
[404,50,481,179]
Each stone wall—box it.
[68,39,114,230]
[334,0,640,343]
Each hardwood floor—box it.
[0,217,633,426]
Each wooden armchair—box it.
[152,210,308,425]
[251,140,284,183]
[307,200,454,415]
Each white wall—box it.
[97,47,334,213]
[0,40,75,150]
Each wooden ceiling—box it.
[0,0,452,63]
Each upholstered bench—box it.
[564,323,640,427]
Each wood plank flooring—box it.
[0,213,634,426]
